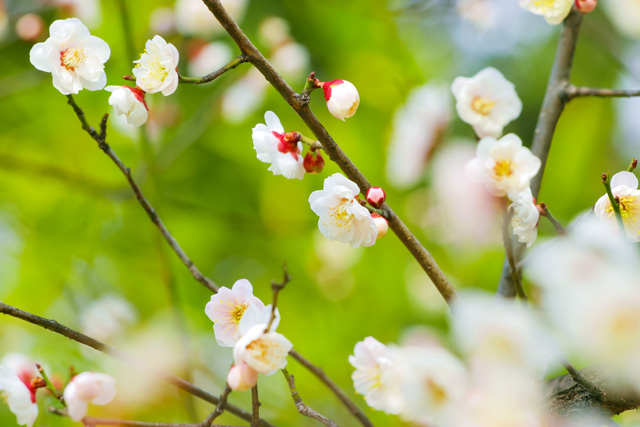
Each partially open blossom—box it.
[519,0,573,25]
[575,0,597,13]
[233,323,292,375]
[205,279,265,348]
[309,174,378,248]
[252,111,305,180]
[508,187,539,247]
[29,18,110,95]
[0,354,38,427]
[303,151,325,174]
[372,213,388,239]
[366,187,386,209]
[133,35,179,96]
[451,67,522,138]
[321,80,360,121]
[63,372,116,421]
[465,133,541,197]
[105,86,148,127]
[594,171,640,241]
[227,362,258,391]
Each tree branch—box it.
[202,384,232,427]
[0,302,276,427]
[251,386,260,427]
[179,55,248,84]
[281,369,338,427]
[266,265,291,333]
[501,205,527,301]
[566,85,640,100]
[200,0,456,305]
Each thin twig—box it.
[251,386,260,427]
[602,172,625,232]
[501,204,527,301]
[289,350,373,427]
[562,360,603,397]
[202,384,232,427]
[265,266,291,333]
[178,55,248,84]
[538,202,566,235]
[566,85,640,100]
[200,0,457,306]
[65,95,218,293]
[281,369,338,427]
[0,302,276,427]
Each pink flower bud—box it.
[227,363,258,391]
[366,187,386,209]
[321,80,360,121]
[303,151,325,174]
[371,213,388,239]
[15,14,44,42]
[575,0,597,13]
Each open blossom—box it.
[322,80,360,121]
[205,279,265,347]
[133,35,179,96]
[0,354,38,427]
[252,111,305,180]
[451,67,522,138]
[29,18,110,95]
[233,318,292,375]
[519,0,573,25]
[509,188,539,247]
[465,133,541,197]
[309,174,378,248]
[64,372,116,421]
[594,171,640,241]
[105,86,148,127]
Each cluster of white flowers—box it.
[205,279,292,391]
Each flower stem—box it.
[36,363,64,404]
[602,172,625,232]
[301,72,320,96]
[538,202,566,235]
[178,55,248,85]
[628,158,637,172]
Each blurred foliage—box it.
[0,0,639,426]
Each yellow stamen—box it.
[493,160,513,178]
[60,47,86,71]
[471,97,496,116]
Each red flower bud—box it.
[304,151,325,173]
[575,0,597,13]
[366,187,386,209]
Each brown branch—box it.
[200,0,457,306]
[65,95,218,294]
[290,350,373,427]
[83,417,239,427]
[265,265,291,333]
[500,205,527,301]
[281,369,338,427]
[251,386,260,427]
[0,302,276,427]
[202,384,232,427]
[566,85,640,100]
[179,55,248,84]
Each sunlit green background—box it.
[0,0,639,425]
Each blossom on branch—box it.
[0,354,38,427]
[321,80,360,121]
[519,0,573,25]
[508,187,539,247]
[451,67,522,138]
[133,35,179,96]
[252,111,305,179]
[465,133,541,197]
[309,174,378,248]
[29,18,110,95]
[105,86,148,127]
[233,324,292,375]
[594,171,640,241]
[63,372,116,421]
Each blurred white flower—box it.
[81,295,137,343]
[205,279,265,347]
[133,35,179,96]
[53,0,102,29]
[105,86,148,127]
[0,354,38,427]
[187,42,233,77]
[252,111,305,180]
[594,171,640,241]
[29,18,110,95]
[321,80,360,121]
[64,372,116,421]
[233,322,292,375]
[601,0,640,38]
[519,0,573,25]
[270,42,310,80]
[175,0,247,37]
[222,68,268,123]
[258,16,291,49]
[15,14,44,42]
[465,133,541,197]
[451,67,522,138]
[227,362,258,391]
[149,7,175,35]
[386,83,451,189]
[509,187,539,247]
[309,174,378,248]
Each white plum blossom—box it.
[349,337,402,414]
[133,35,179,96]
[29,18,110,95]
[519,0,573,25]
[0,354,38,427]
[175,0,247,37]
[602,0,640,38]
[81,295,137,343]
[205,279,266,347]
[309,174,378,248]
[187,42,232,77]
[594,171,640,241]
[508,187,539,247]
[321,80,360,121]
[64,372,116,421]
[451,67,522,138]
[251,111,305,180]
[465,133,541,197]
[105,86,148,127]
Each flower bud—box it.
[227,362,258,391]
[366,187,386,209]
[105,85,149,127]
[321,80,360,121]
[371,213,388,239]
[303,151,325,174]
[575,0,597,13]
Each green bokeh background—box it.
[0,0,638,426]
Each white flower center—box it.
[426,378,448,406]
[60,47,86,71]
[493,160,513,178]
[532,0,558,11]
[136,48,170,84]
[327,199,355,234]
[471,96,496,116]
